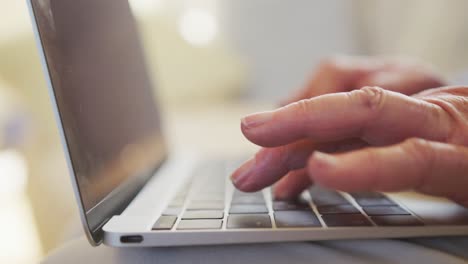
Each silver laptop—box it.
[28,0,468,247]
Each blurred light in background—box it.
[0,149,42,263]
[178,8,218,46]
[0,149,27,194]
[0,69,41,263]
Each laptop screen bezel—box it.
[27,0,167,245]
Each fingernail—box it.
[241,111,274,129]
[310,151,336,169]
[230,159,255,189]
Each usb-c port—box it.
[120,235,143,243]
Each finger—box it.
[272,139,367,199]
[308,138,468,204]
[357,69,445,96]
[282,56,446,106]
[273,169,311,200]
[241,86,451,147]
[281,56,377,105]
[231,140,317,192]
[282,67,435,106]
[231,138,366,192]
[306,56,387,97]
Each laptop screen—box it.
[30,0,167,243]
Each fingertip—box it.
[240,119,284,148]
[230,156,272,192]
[308,151,337,169]
[230,158,255,191]
[241,111,274,130]
[240,114,275,147]
[240,119,256,142]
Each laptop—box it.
[28,0,468,247]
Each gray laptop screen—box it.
[30,0,166,242]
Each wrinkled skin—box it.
[231,55,468,207]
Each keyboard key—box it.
[187,201,224,210]
[362,205,410,216]
[322,214,373,227]
[182,210,224,219]
[372,215,424,226]
[309,186,350,206]
[232,195,265,204]
[177,219,223,230]
[349,192,396,206]
[274,211,321,228]
[227,214,272,229]
[229,204,268,214]
[272,201,310,211]
[162,207,182,216]
[317,205,360,215]
[152,215,177,230]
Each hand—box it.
[231,58,468,207]
[282,55,445,105]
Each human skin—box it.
[230,55,468,207]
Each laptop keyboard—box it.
[152,161,424,231]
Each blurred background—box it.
[1,0,468,262]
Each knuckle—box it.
[289,98,313,117]
[350,86,387,120]
[359,86,386,110]
[422,91,468,145]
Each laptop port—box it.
[120,235,143,243]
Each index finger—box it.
[241,86,451,147]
